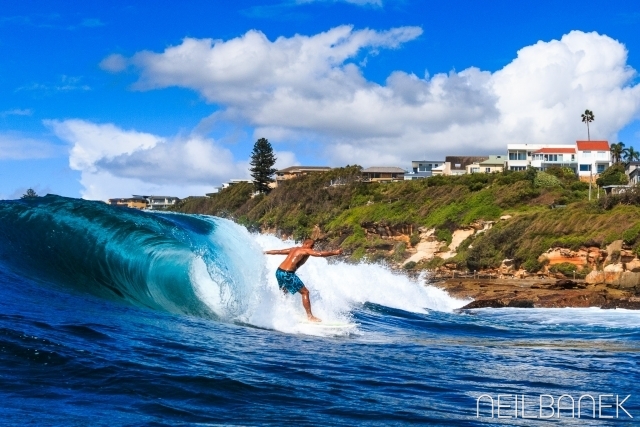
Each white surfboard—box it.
[298,319,356,329]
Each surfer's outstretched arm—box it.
[264,248,292,255]
[308,249,343,257]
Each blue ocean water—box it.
[0,195,638,426]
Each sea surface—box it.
[0,195,638,426]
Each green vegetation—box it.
[249,138,277,194]
[596,164,628,186]
[549,262,577,276]
[171,166,640,272]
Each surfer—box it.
[265,239,342,322]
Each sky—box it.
[1,0,640,200]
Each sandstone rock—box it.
[499,259,515,274]
[618,272,640,289]
[605,240,623,264]
[587,247,605,264]
[472,220,494,234]
[310,225,324,240]
[625,258,640,273]
[620,250,636,263]
[602,263,624,285]
[539,248,587,269]
[586,270,605,284]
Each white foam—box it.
[188,220,468,336]
[474,307,640,329]
[242,233,468,335]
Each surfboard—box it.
[298,319,356,329]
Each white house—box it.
[530,147,577,172]
[506,144,575,171]
[576,140,611,179]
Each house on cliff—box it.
[505,141,611,180]
[506,143,575,171]
[404,160,445,180]
[106,197,148,209]
[576,140,611,180]
[466,155,507,174]
[432,156,491,176]
[626,162,640,185]
[361,167,407,182]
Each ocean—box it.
[0,195,638,426]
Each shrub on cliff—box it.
[596,164,628,187]
[549,262,577,276]
[534,172,562,188]
[599,186,640,210]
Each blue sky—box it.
[1,0,640,200]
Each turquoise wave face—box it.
[0,195,247,318]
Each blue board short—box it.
[275,268,305,294]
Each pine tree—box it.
[249,138,277,194]
[21,188,38,198]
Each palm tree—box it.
[610,142,626,164]
[581,109,595,140]
[623,146,640,164]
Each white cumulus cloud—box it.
[105,28,640,167]
[45,119,269,200]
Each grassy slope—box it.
[171,167,640,272]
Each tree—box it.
[623,146,640,164]
[21,188,38,198]
[249,138,277,194]
[581,109,595,140]
[595,164,628,187]
[610,142,626,164]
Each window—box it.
[485,168,491,173]
[571,154,575,161]
[510,166,526,171]
[471,167,479,173]
[579,164,591,172]
[509,151,527,161]
[582,151,591,158]
[597,164,606,173]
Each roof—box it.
[445,156,489,169]
[146,196,180,200]
[576,140,609,151]
[534,148,576,154]
[362,167,407,173]
[277,166,332,173]
[479,155,507,165]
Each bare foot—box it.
[307,315,322,322]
